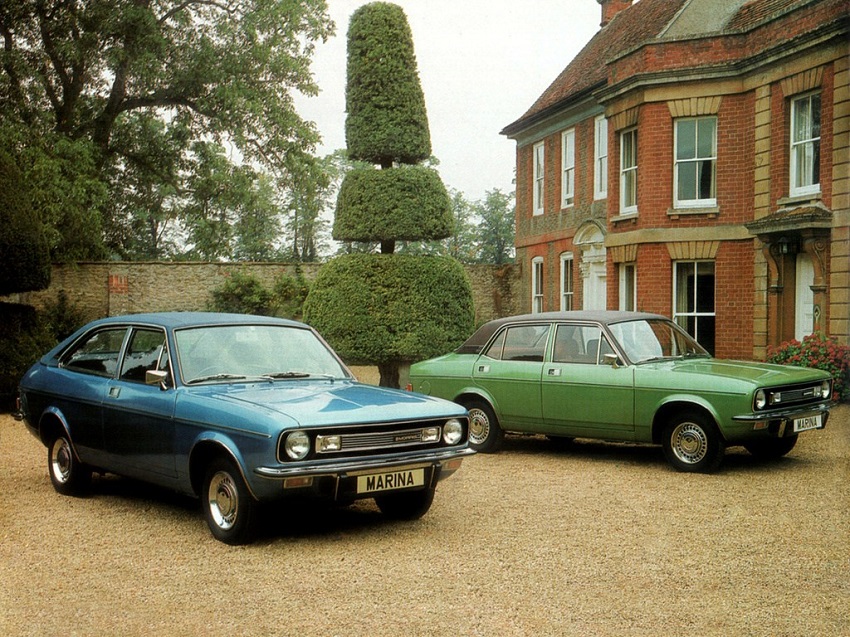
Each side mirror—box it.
[145,369,169,390]
[603,353,621,369]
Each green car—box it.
[408,311,834,473]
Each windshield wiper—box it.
[261,371,312,379]
[187,373,247,384]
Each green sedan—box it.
[408,311,834,473]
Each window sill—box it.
[778,192,821,207]
[667,205,719,219]
[612,211,638,223]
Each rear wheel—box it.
[744,435,798,460]
[375,488,435,520]
[662,411,724,473]
[202,458,258,545]
[47,433,91,496]
[464,399,503,453]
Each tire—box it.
[464,399,504,453]
[202,458,258,545]
[47,433,91,496]
[744,435,798,460]
[662,411,725,473]
[375,488,435,521]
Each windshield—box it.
[608,319,709,364]
[175,324,349,384]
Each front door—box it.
[795,254,814,342]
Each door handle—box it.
[547,368,561,376]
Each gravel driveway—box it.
[2,406,848,637]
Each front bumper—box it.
[251,447,476,501]
[731,401,833,438]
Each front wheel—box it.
[662,411,724,473]
[375,488,435,520]
[202,458,258,545]
[744,435,798,460]
[48,433,91,496]
[464,400,504,453]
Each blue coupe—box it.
[16,312,473,544]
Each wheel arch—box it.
[189,438,256,500]
[651,398,723,444]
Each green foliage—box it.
[767,333,850,401]
[0,303,55,409]
[208,272,276,316]
[334,165,452,242]
[303,254,474,365]
[345,2,431,165]
[1,0,333,262]
[0,149,51,295]
[208,270,311,319]
[40,291,90,342]
[474,189,516,264]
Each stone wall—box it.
[3,261,522,327]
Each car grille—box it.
[322,427,438,453]
[762,380,828,410]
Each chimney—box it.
[597,0,632,27]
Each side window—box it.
[486,325,549,362]
[533,141,545,215]
[553,325,612,365]
[674,116,716,208]
[790,92,821,197]
[62,328,128,377]
[120,328,167,382]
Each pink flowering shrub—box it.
[766,333,850,402]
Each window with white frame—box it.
[560,253,574,311]
[790,92,821,197]
[594,116,608,200]
[620,128,638,214]
[533,142,545,215]
[674,117,716,208]
[532,257,544,313]
[673,261,716,354]
[619,263,636,311]
[561,129,575,208]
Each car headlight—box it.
[821,380,832,399]
[443,418,463,445]
[284,431,310,460]
[754,389,766,410]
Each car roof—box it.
[84,312,305,330]
[457,311,668,354]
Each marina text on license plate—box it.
[357,468,425,494]
[793,414,822,433]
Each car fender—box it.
[451,386,500,416]
[36,405,72,446]
[648,393,723,443]
[187,431,258,500]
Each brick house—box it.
[501,0,849,359]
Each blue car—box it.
[16,312,473,544]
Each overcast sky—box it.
[294,0,601,201]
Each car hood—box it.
[186,380,464,427]
[640,357,830,387]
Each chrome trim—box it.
[255,447,475,479]
[733,401,833,422]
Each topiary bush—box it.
[0,303,55,411]
[303,253,474,367]
[334,165,453,242]
[766,333,850,402]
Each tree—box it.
[0,149,51,295]
[474,188,515,264]
[304,2,474,387]
[0,0,333,261]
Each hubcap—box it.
[51,438,72,484]
[671,422,708,465]
[208,471,239,530]
[468,408,490,446]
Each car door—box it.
[56,326,131,465]
[541,323,635,439]
[102,327,178,480]
[472,323,550,430]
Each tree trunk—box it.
[377,361,400,388]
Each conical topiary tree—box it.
[304,2,474,387]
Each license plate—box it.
[356,468,425,494]
[793,414,822,433]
